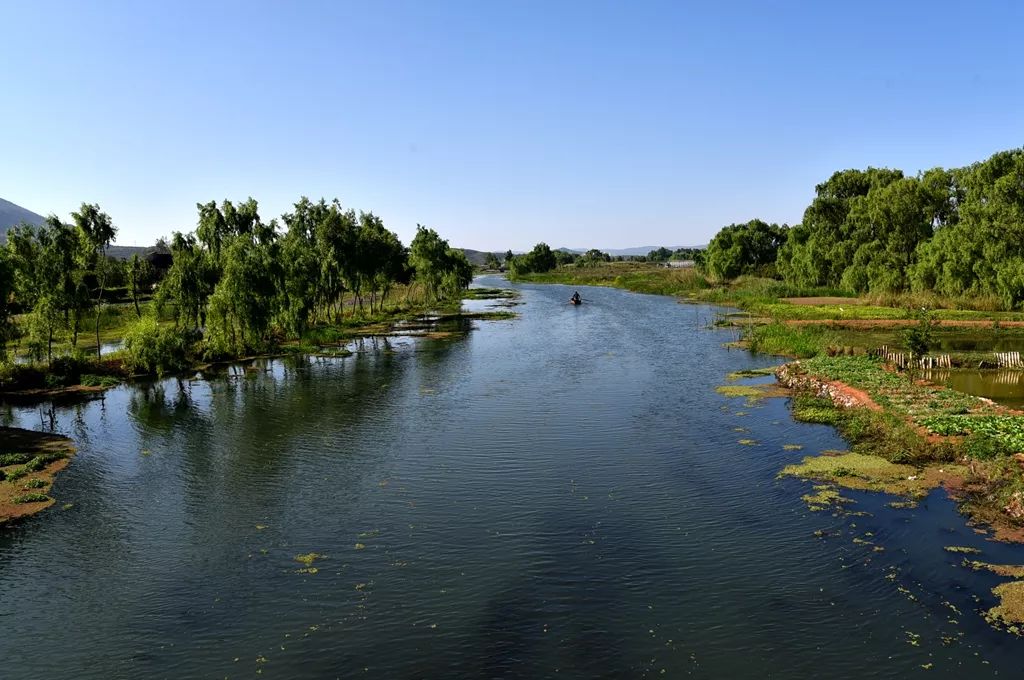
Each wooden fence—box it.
[878,345,952,369]
[995,351,1024,369]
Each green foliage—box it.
[507,242,559,276]
[704,219,788,281]
[79,374,120,388]
[23,478,48,489]
[744,322,839,358]
[123,316,195,376]
[902,308,937,358]
[791,395,843,425]
[13,492,50,504]
[409,226,473,301]
[0,453,33,466]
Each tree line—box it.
[504,244,703,275]
[0,196,473,370]
[702,148,1024,307]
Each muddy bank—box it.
[0,427,76,525]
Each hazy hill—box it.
[0,197,45,239]
[561,245,701,256]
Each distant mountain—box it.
[459,248,502,266]
[0,197,45,239]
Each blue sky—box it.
[2,0,1022,250]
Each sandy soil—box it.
[0,427,76,525]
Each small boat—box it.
[570,298,582,305]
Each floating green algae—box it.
[963,560,1024,578]
[944,546,982,555]
[985,581,1024,633]
[294,552,324,566]
[780,451,966,499]
[725,367,780,381]
[801,485,853,512]
[716,383,787,405]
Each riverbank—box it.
[0,288,519,402]
[0,427,76,525]
[520,264,1024,626]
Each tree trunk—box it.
[95,252,107,358]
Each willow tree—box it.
[409,226,472,301]
[73,203,117,357]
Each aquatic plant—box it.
[963,560,1024,578]
[985,581,1024,631]
[294,553,324,566]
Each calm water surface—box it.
[3,276,1024,678]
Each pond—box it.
[1,275,1023,678]
[922,368,1024,410]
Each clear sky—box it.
[2,0,1022,251]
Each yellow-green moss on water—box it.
[725,367,780,381]
[985,581,1024,632]
[780,451,967,499]
[294,552,324,566]
[964,560,1024,577]
[801,485,853,512]
[944,546,982,555]
[716,383,788,405]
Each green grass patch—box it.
[79,374,121,388]
[0,453,33,467]
[12,492,50,504]
[744,322,840,358]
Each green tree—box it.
[73,203,117,357]
[703,220,788,280]
[409,226,471,301]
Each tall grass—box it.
[744,322,840,358]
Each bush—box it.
[0,452,33,466]
[123,316,196,377]
[23,478,47,489]
[13,493,50,504]
[79,374,120,388]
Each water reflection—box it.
[922,368,1024,409]
[2,280,1024,678]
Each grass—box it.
[743,322,842,358]
[12,492,50,504]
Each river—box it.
[2,275,1023,678]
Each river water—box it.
[3,276,1024,678]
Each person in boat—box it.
[570,291,582,304]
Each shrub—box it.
[23,478,48,489]
[123,316,196,377]
[79,374,120,388]
[13,493,50,504]
[0,452,33,466]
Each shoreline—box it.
[0,427,76,526]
